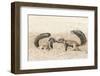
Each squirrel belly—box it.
[65,40,80,46]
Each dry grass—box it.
[28,32,88,61]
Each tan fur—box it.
[65,40,80,51]
[65,40,80,46]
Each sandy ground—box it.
[28,32,88,61]
[28,15,88,61]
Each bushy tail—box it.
[34,33,51,47]
[71,30,87,46]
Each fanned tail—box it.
[34,33,51,47]
[71,30,87,46]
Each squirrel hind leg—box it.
[71,44,80,51]
[73,47,80,51]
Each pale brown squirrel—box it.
[57,30,87,51]
[34,30,87,51]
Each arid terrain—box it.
[28,15,88,61]
[28,32,88,61]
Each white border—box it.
[20,7,95,70]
